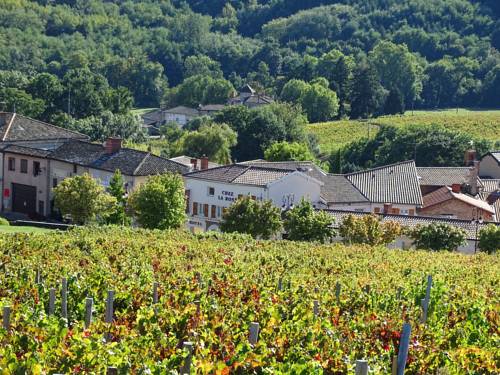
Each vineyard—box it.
[0,227,498,373]
[309,109,500,154]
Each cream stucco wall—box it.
[479,155,500,179]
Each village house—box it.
[478,151,500,179]
[227,84,274,108]
[1,137,188,219]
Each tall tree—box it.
[350,63,385,119]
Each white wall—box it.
[328,202,418,215]
[267,172,322,207]
[479,155,500,179]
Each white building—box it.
[184,164,323,232]
[479,151,500,179]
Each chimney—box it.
[451,184,461,193]
[469,161,479,195]
[105,137,122,154]
[464,149,476,167]
[383,203,392,214]
[200,156,209,170]
[190,158,198,171]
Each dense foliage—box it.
[220,196,282,239]
[283,200,335,243]
[409,223,468,251]
[338,214,402,246]
[478,224,500,254]
[0,227,498,372]
[128,173,186,230]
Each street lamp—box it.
[474,216,483,253]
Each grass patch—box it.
[131,107,159,116]
[0,225,53,234]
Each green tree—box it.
[410,223,467,251]
[105,170,130,226]
[220,196,282,239]
[128,173,186,230]
[54,173,116,225]
[284,200,334,243]
[0,88,46,118]
[369,41,423,106]
[478,224,500,254]
[300,83,339,122]
[350,63,385,119]
[184,55,223,79]
[181,123,237,164]
[338,214,402,246]
[264,141,314,162]
[171,75,234,107]
[383,89,405,115]
[280,79,309,103]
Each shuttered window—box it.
[204,204,209,217]
[193,202,198,215]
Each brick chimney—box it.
[200,156,209,170]
[464,149,476,167]
[451,184,461,193]
[190,158,198,171]
[105,137,122,154]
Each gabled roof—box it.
[239,84,256,94]
[199,104,226,112]
[184,164,296,187]
[324,209,499,241]
[169,155,220,170]
[321,174,368,203]
[417,167,473,186]
[239,160,326,180]
[0,113,88,142]
[346,161,423,206]
[480,151,500,164]
[163,106,200,116]
[423,186,494,214]
[6,140,188,176]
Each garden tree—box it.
[183,55,223,79]
[53,173,116,225]
[220,196,282,239]
[284,200,335,243]
[169,75,235,107]
[128,173,186,230]
[214,103,308,161]
[338,214,402,246]
[383,89,405,115]
[62,111,145,142]
[333,124,492,172]
[264,141,314,162]
[105,170,131,226]
[478,224,500,254]
[409,223,467,251]
[0,88,46,118]
[301,83,339,122]
[350,63,385,119]
[369,41,423,107]
[180,123,237,164]
[159,121,185,143]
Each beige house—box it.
[479,151,500,179]
[1,138,188,218]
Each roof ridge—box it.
[345,160,415,176]
[133,153,150,176]
[230,165,252,182]
[2,112,15,141]
[14,113,88,138]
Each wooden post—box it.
[105,290,114,323]
[153,282,159,304]
[249,322,259,345]
[61,278,68,321]
[48,288,56,316]
[391,355,398,375]
[84,297,93,329]
[107,367,118,375]
[313,300,319,317]
[397,323,411,375]
[420,275,432,323]
[180,341,193,374]
[355,360,368,375]
[335,282,341,303]
[2,306,10,330]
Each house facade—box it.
[184,164,322,232]
[479,151,500,179]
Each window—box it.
[8,157,15,171]
[374,207,380,213]
[192,202,198,216]
[216,206,222,218]
[391,208,400,215]
[33,161,41,176]
[203,204,209,217]
[208,187,215,196]
[20,159,28,174]
[185,190,191,214]
[211,205,216,218]
[73,164,77,174]
[52,178,58,188]
[409,209,415,216]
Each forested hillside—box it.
[1,0,499,159]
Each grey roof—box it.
[8,140,188,176]
[321,174,368,203]
[169,155,220,169]
[141,109,163,126]
[199,104,226,112]
[0,113,88,142]
[184,164,292,186]
[325,209,499,241]
[346,161,423,206]
[417,167,473,186]
[239,84,256,94]
[239,160,326,181]
[2,144,53,158]
[163,106,200,116]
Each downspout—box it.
[46,159,51,217]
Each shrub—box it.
[338,214,402,246]
[478,224,500,254]
[0,217,10,226]
[409,223,467,251]
[284,200,334,243]
[220,196,282,239]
